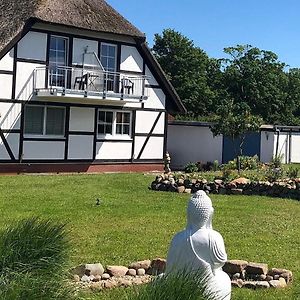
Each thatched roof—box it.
[0,0,144,56]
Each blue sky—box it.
[107,0,300,68]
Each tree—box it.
[152,29,220,117]
[211,100,262,172]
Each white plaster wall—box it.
[0,140,10,159]
[0,102,21,129]
[134,136,164,159]
[0,74,12,99]
[120,45,143,72]
[145,65,158,86]
[18,31,47,61]
[260,131,275,163]
[15,62,44,100]
[22,141,65,159]
[95,142,132,159]
[68,135,93,159]
[167,125,223,169]
[135,111,164,134]
[69,107,94,132]
[144,88,165,109]
[73,38,98,66]
[0,49,14,71]
[274,133,289,163]
[290,133,300,163]
[4,132,20,158]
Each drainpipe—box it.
[275,126,280,158]
[288,129,292,164]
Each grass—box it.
[0,173,299,299]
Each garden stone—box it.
[219,188,227,195]
[259,274,267,281]
[184,188,192,194]
[243,281,256,289]
[230,188,243,195]
[231,280,243,288]
[73,274,80,282]
[90,282,103,291]
[103,280,118,289]
[177,179,185,186]
[177,186,185,193]
[232,273,240,280]
[223,260,248,274]
[149,258,166,275]
[127,268,137,276]
[274,274,280,280]
[106,266,128,277]
[230,178,250,185]
[137,268,146,276]
[129,259,151,270]
[269,279,286,288]
[166,191,231,300]
[266,275,273,281]
[281,272,292,283]
[81,274,91,283]
[214,179,223,185]
[85,263,104,276]
[256,281,270,289]
[101,273,110,280]
[268,268,292,278]
[93,275,101,282]
[245,262,268,275]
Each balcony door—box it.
[49,36,68,88]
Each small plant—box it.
[286,166,299,179]
[212,160,219,172]
[184,162,198,173]
[222,168,234,182]
[265,167,283,182]
[271,154,284,168]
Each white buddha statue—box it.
[166,190,231,300]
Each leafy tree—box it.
[152,29,220,117]
[211,100,262,171]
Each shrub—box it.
[287,166,299,179]
[265,167,283,182]
[271,154,284,168]
[184,162,198,173]
[0,217,73,300]
[212,160,219,172]
[222,155,260,171]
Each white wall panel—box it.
[144,88,165,109]
[0,102,21,129]
[0,49,14,71]
[167,125,223,169]
[18,31,47,61]
[260,131,275,163]
[134,136,164,159]
[68,135,93,159]
[0,140,10,159]
[69,107,94,132]
[72,38,98,65]
[22,141,65,159]
[15,62,44,100]
[275,133,289,163]
[4,133,20,158]
[135,111,165,134]
[145,65,158,86]
[291,133,300,163]
[0,74,12,99]
[95,142,132,159]
[120,45,143,72]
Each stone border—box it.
[71,258,292,291]
[150,174,300,200]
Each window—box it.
[97,110,131,137]
[24,105,65,136]
[49,36,68,87]
[100,43,117,91]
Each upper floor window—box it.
[97,110,131,138]
[49,36,68,87]
[24,105,65,136]
[100,43,117,72]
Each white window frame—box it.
[100,43,117,72]
[97,110,131,139]
[24,105,66,138]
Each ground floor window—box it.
[24,105,65,136]
[97,110,131,138]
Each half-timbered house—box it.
[0,0,185,173]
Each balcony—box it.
[33,66,148,102]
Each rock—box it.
[230,188,243,195]
[243,281,256,289]
[268,268,292,278]
[274,274,280,280]
[85,263,104,276]
[89,275,95,282]
[232,273,240,280]
[148,258,166,275]
[73,274,80,282]
[90,282,103,291]
[245,262,268,275]
[256,281,270,289]
[266,275,273,281]
[177,186,185,193]
[281,272,293,283]
[103,280,118,289]
[259,274,267,281]
[119,279,132,287]
[129,260,151,270]
[218,188,227,195]
[230,178,250,185]
[223,260,248,274]
[101,273,110,280]
[106,266,128,277]
[93,275,102,282]
[177,179,185,186]
[269,279,286,288]
[214,179,223,185]
[184,188,192,194]
[81,274,91,283]
[231,279,243,288]
[137,268,146,276]
[127,268,137,276]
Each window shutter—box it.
[46,107,65,135]
[24,106,44,135]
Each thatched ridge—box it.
[0,0,144,56]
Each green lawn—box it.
[0,173,299,300]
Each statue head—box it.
[187,190,214,230]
